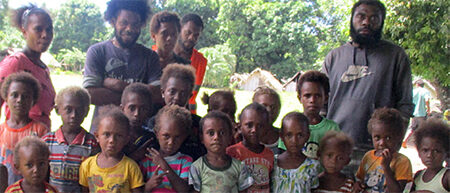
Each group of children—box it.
[0,65,448,193]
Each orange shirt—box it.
[226,142,274,193]
[188,49,207,114]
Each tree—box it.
[200,44,236,88]
[50,0,107,54]
[217,0,325,79]
[384,0,450,110]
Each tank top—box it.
[414,167,448,193]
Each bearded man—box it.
[322,0,414,173]
[83,0,160,132]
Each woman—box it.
[0,5,55,128]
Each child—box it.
[355,107,412,192]
[157,63,205,160]
[252,86,281,154]
[42,86,99,193]
[141,105,192,192]
[271,112,321,193]
[79,105,144,192]
[189,111,253,192]
[280,70,340,159]
[0,72,49,185]
[121,83,157,162]
[315,131,354,193]
[227,103,274,193]
[411,119,449,192]
[201,90,240,143]
[5,136,57,193]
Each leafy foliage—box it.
[217,0,348,79]
[55,47,86,71]
[50,0,108,53]
[200,44,236,88]
[384,0,449,109]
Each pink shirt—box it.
[0,52,56,128]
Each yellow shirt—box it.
[356,150,413,192]
[79,154,144,193]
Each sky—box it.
[9,0,109,13]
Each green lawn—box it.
[49,74,303,131]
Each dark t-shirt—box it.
[83,40,161,133]
[83,40,161,88]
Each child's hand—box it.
[146,148,169,170]
[352,181,365,193]
[380,148,393,168]
[145,165,168,191]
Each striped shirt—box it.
[5,179,58,193]
[0,121,49,185]
[140,152,192,192]
[314,178,354,193]
[42,128,98,193]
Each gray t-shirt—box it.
[83,40,161,87]
[83,40,161,132]
[322,40,413,150]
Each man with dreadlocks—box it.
[83,0,161,133]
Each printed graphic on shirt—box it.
[340,65,373,82]
[88,174,128,193]
[364,167,385,193]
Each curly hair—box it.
[281,111,309,134]
[296,70,330,95]
[181,13,204,30]
[56,86,90,111]
[367,107,407,139]
[252,86,281,110]
[11,4,51,30]
[202,90,236,112]
[104,0,151,24]
[154,105,192,133]
[161,63,196,90]
[414,119,449,152]
[319,130,354,156]
[199,111,233,135]
[121,82,152,105]
[1,72,41,104]
[150,11,181,35]
[94,104,129,132]
[14,136,49,166]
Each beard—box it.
[350,24,382,46]
[178,38,195,51]
[114,29,139,48]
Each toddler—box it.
[0,72,48,185]
[315,131,354,193]
[141,105,192,192]
[272,112,321,192]
[227,103,274,193]
[355,107,412,192]
[189,111,253,192]
[252,86,281,154]
[411,119,449,192]
[42,86,99,192]
[79,105,144,192]
[5,136,57,193]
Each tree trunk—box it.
[430,80,449,112]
